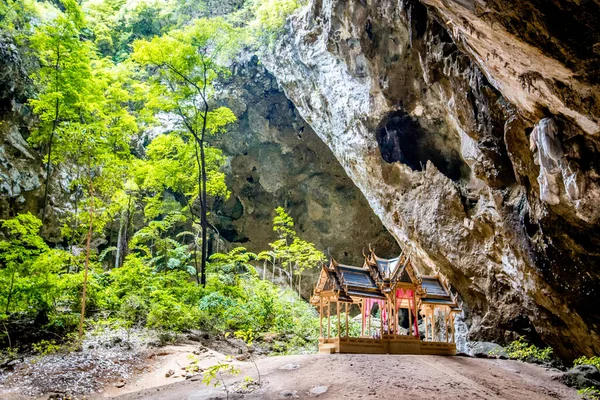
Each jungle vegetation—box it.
[0,0,319,355]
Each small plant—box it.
[186,354,201,373]
[234,329,261,385]
[202,359,240,400]
[505,337,553,362]
[234,329,254,346]
[579,386,600,400]
[574,356,600,370]
[32,339,62,356]
[241,376,258,391]
[0,346,19,367]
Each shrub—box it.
[574,356,600,370]
[579,387,600,400]
[505,337,553,362]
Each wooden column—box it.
[393,295,397,334]
[327,300,331,339]
[360,300,365,337]
[345,303,349,338]
[379,303,384,338]
[319,297,323,338]
[451,313,455,343]
[445,308,449,343]
[412,289,418,337]
[424,311,428,341]
[408,303,413,336]
[368,306,371,336]
[432,307,436,342]
[336,301,341,338]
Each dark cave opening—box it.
[375,110,470,181]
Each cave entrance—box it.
[375,110,470,181]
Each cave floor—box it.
[106,353,578,400]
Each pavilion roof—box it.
[420,275,458,308]
[364,249,420,288]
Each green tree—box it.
[0,213,49,315]
[269,207,325,294]
[28,0,95,223]
[132,17,239,287]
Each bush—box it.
[574,356,600,370]
[579,387,600,400]
[505,337,553,362]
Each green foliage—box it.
[2,0,326,358]
[241,0,306,47]
[505,337,553,362]
[579,387,600,400]
[209,247,257,286]
[202,359,239,388]
[574,356,600,370]
[268,207,326,293]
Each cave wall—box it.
[262,0,600,360]
[213,56,400,273]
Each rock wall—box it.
[213,56,400,270]
[262,0,600,360]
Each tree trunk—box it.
[42,124,57,224]
[193,239,200,285]
[115,212,124,269]
[200,138,208,287]
[4,269,16,315]
[78,155,95,341]
[43,46,61,224]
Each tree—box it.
[132,17,239,287]
[268,207,326,294]
[55,55,137,340]
[28,0,95,224]
[0,214,49,315]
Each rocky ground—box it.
[0,332,591,400]
[108,353,580,400]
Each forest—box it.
[0,0,324,357]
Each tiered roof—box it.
[420,275,458,308]
[311,249,460,311]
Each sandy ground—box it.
[102,353,579,400]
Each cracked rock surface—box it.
[262,0,600,360]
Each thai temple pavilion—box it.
[310,249,461,355]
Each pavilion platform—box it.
[318,335,456,356]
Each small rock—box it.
[468,341,508,358]
[114,379,126,388]
[279,363,300,370]
[165,369,175,378]
[185,372,194,379]
[280,390,298,398]
[309,386,328,396]
[553,364,600,389]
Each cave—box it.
[375,111,470,181]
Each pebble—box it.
[279,363,300,370]
[309,385,328,395]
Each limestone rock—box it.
[553,365,600,390]
[262,0,600,360]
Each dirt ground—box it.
[102,353,579,400]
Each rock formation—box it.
[262,0,600,360]
[214,56,399,266]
